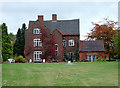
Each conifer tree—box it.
[21,23,26,57]
[13,28,21,56]
[1,23,13,61]
[13,23,26,57]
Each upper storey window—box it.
[34,28,41,34]
[34,39,42,47]
[69,40,74,46]
[63,40,66,47]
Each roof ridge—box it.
[29,19,79,22]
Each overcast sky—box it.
[0,1,118,40]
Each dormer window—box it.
[34,28,41,34]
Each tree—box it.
[1,23,13,61]
[13,28,21,56]
[0,24,2,63]
[9,32,14,39]
[13,23,26,57]
[87,18,118,60]
[113,30,120,59]
[20,23,26,57]
[8,32,16,44]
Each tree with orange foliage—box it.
[87,18,118,60]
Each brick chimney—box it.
[38,15,43,22]
[52,14,57,21]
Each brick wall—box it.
[25,20,50,61]
[63,35,79,55]
[80,51,105,60]
[52,29,64,61]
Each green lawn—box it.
[0,64,2,87]
[2,62,118,86]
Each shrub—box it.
[14,55,27,63]
[65,54,69,60]
[97,56,106,62]
[79,58,86,62]
[72,54,76,58]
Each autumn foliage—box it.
[87,18,118,59]
[41,30,56,60]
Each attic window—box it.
[34,28,41,34]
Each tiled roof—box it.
[56,29,79,36]
[79,40,105,51]
[29,19,79,34]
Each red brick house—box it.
[25,14,80,62]
[79,40,105,62]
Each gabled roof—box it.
[79,40,105,52]
[29,19,79,34]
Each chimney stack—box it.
[52,14,57,21]
[38,15,43,22]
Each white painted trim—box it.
[68,40,74,46]
[34,51,42,61]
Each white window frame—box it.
[33,28,41,34]
[88,55,91,62]
[93,55,96,62]
[69,40,74,46]
[63,40,66,47]
[34,39,42,47]
[87,55,96,62]
[55,44,58,56]
[34,51,42,61]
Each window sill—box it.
[34,46,42,47]
[33,33,42,35]
[70,46,74,47]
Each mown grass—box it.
[2,62,118,86]
[0,64,2,87]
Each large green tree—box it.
[21,23,26,57]
[1,23,13,61]
[8,32,16,44]
[13,23,26,57]
[113,30,120,59]
[0,24,2,63]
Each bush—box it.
[97,56,106,62]
[14,55,27,63]
[65,54,69,60]
[79,58,86,62]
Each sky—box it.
[0,0,118,40]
